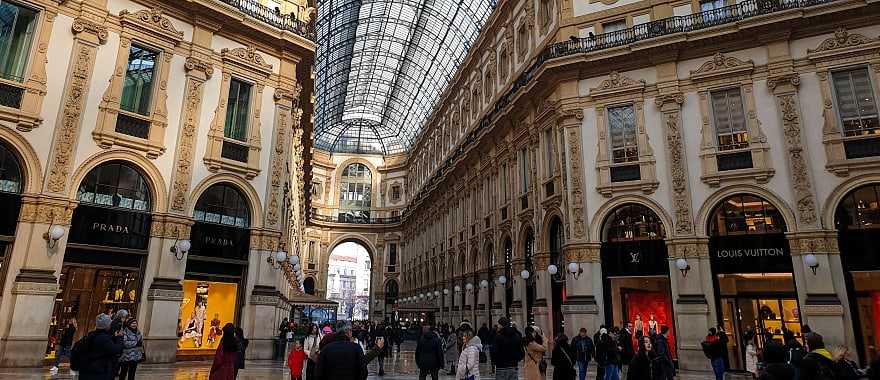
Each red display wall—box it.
[625,291,677,359]
[873,292,880,349]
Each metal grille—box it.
[844,138,880,159]
[717,151,754,171]
[610,164,641,182]
[114,113,150,139]
[0,82,23,109]
[219,0,313,39]
[221,141,249,163]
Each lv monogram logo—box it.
[630,252,641,263]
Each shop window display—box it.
[177,280,238,352]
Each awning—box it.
[288,293,339,308]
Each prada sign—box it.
[68,205,151,250]
[600,239,670,277]
[190,222,250,261]
[709,234,792,274]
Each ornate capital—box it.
[71,18,108,44]
[654,92,685,109]
[767,73,801,93]
[221,46,273,75]
[184,56,214,78]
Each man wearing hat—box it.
[78,314,124,380]
[492,317,524,380]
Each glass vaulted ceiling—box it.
[314,0,494,155]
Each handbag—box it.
[529,350,547,374]
[308,337,319,362]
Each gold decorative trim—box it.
[655,93,695,236]
[690,52,754,81]
[71,18,108,44]
[808,28,879,55]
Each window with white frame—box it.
[710,88,749,151]
[544,128,556,176]
[519,148,529,194]
[607,105,639,163]
[831,67,879,137]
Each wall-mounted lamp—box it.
[497,275,507,286]
[434,290,440,297]
[43,224,65,250]
[444,288,450,295]
[267,250,287,270]
[465,283,474,293]
[804,253,819,275]
[675,258,691,277]
[479,280,489,289]
[567,262,583,280]
[169,238,191,261]
[520,269,530,280]
[454,285,462,294]
[289,255,300,265]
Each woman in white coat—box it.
[303,324,323,379]
[456,329,483,380]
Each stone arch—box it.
[590,195,674,242]
[69,150,168,213]
[822,173,880,229]
[334,157,379,206]
[0,127,41,194]
[540,207,564,252]
[189,173,264,228]
[484,238,495,269]
[496,231,513,268]
[696,185,797,236]
[516,221,536,260]
[326,233,377,263]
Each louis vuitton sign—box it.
[709,234,792,274]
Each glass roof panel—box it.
[314,0,494,154]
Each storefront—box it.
[177,183,251,355]
[835,183,880,365]
[47,161,153,357]
[708,194,802,370]
[600,204,676,358]
[548,219,566,336]
[0,142,22,289]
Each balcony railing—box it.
[219,0,314,40]
[309,208,402,224]
[402,0,835,221]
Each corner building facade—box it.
[0,0,314,366]
[301,0,880,372]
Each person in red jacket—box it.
[209,324,239,380]
[287,340,307,380]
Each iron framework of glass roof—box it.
[314,0,494,155]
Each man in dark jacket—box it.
[78,314,124,380]
[759,339,795,380]
[701,327,729,380]
[315,321,368,380]
[654,325,675,380]
[571,328,594,380]
[800,332,839,380]
[492,317,524,380]
[619,322,635,365]
[415,325,444,380]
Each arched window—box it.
[76,161,151,211]
[385,280,399,302]
[0,142,22,194]
[303,277,316,295]
[339,163,372,221]
[602,204,665,242]
[709,194,786,236]
[835,184,880,230]
[194,184,250,228]
[549,218,564,263]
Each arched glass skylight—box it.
[314,0,494,155]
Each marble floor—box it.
[0,342,714,379]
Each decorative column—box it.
[510,259,526,330]
[532,251,551,337]
[768,63,851,349]
[242,229,282,359]
[491,265,506,327]
[476,271,489,328]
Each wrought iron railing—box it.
[0,82,24,109]
[115,113,151,139]
[221,140,250,163]
[309,208,402,224]
[219,0,314,40]
[401,0,835,220]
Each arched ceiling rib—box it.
[314,0,493,155]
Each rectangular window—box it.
[391,185,401,201]
[120,45,158,116]
[308,241,315,263]
[544,128,555,176]
[0,1,37,82]
[540,0,551,28]
[519,148,529,194]
[389,243,397,266]
[224,78,252,142]
[608,105,639,163]
[710,88,749,151]
[832,67,879,137]
[700,0,725,11]
[602,20,627,33]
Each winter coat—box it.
[619,329,635,364]
[77,330,124,380]
[303,333,323,360]
[701,333,728,360]
[445,333,460,365]
[758,363,796,380]
[287,348,307,376]
[415,331,444,371]
[626,351,664,380]
[236,337,249,370]
[523,341,547,380]
[493,326,524,369]
[653,334,675,379]
[119,327,144,363]
[571,335,595,364]
[800,349,838,380]
[209,341,239,380]
[746,343,759,375]
[314,340,368,380]
[455,336,482,380]
[551,342,577,380]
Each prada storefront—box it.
[709,194,802,371]
[600,204,677,359]
[0,143,22,288]
[177,183,250,355]
[835,184,880,365]
[48,161,153,356]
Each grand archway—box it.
[326,241,373,320]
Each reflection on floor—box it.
[0,342,713,380]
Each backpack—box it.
[69,332,93,372]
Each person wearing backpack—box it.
[800,332,838,380]
[783,330,805,379]
[73,313,124,380]
[701,327,729,380]
[571,328,595,380]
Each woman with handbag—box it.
[552,333,577,380]
[523,326,548,380]
[455,328,482,380]
[118,319,144,380]
[303,324,322,380]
